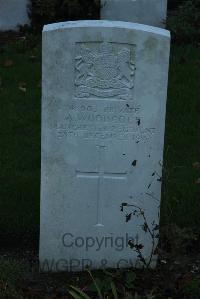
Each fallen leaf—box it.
[30,55,36,60]
[3,59,14,67]
[195,178,200,184]
[19,86,26,92]
[19,36,26,41]
[18,81,27,92]
[193,162,200,169]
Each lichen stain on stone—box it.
[127,31,137,44]
[144,36,157,51]
[142,36,158,63]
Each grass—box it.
[0,257,29,299]
[0,35,199,245]
[0,254,200,298]
[162,45,200,228]
[0,36,41,244]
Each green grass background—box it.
[162,46,200,228]
[0,38,41,245]
[0,38,199,245]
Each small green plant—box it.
[69,269,118,299]
[121,203,159,269]
[69,285,91,299]
[69,269,138,299]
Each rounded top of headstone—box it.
[43,20,170,38]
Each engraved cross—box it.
[76,145,127,227]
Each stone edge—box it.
[43,20,170,38]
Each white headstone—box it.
[40,20,170,272]
[101,0,167,28]
[0,0,29,31]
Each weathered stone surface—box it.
[0,0,29,31]
[101,0,168,28]
[40,20,170,272]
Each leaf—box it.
[128,240,135,249]
[30,55,36,60]
[136,244,144,250]
[3,59,14,67]
[68,289,84,299]
[132,160,137,166]
[193,162,200,169]
[120,203,128,211]
[142,222,148,233]
[88,278,111,293]
[87,270,104,299]
[18,81,27,93]
[153,224,159,231]
[125,272,136,289]
[111,282,119,299]
[70,286,91,299]
[126,213,132,222]
[19,86,27,93]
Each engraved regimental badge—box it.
[75,42,135,100]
